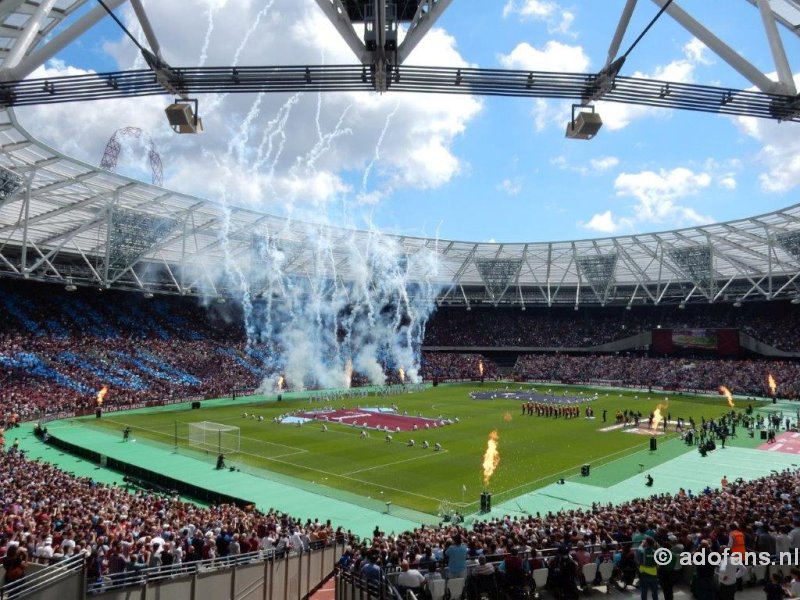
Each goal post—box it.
[188,421,240,455]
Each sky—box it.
[16,0,800,244]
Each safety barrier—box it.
[1,543,344,600]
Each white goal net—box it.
[188,422,240,455]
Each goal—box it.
[188,422,240,455]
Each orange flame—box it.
[398,368,405,384]
[503,412,512,422]
[96,386,108,406]
[652,402,668,430]
[478,360,484,377]
[719,385,735,407]
[277,376,284,391]
[482,430,500,487]
[768,373,777,396]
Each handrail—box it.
[89,548,278,593]
[0,554,85,600]
[89,541,343,595]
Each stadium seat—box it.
[532,568,548,594]
[430,578,447,600]
[446,577,466,600]
[750,564,767,584]
[597,563,614,594]
[581,563,598,591]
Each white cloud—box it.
[551,154,619,175]
[16,0,482,216]
[614,167,712,223]
[499,40,590,73]
[502,0,575,35]
[589,156,619,172]
[734,73,800,194]
[718,176,737,190]
[582,210,622,233]
[498,178,523,195]
[581,166,715,234]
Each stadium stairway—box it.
[308,575,336,600]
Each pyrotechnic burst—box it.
[768,373,777,396]
[343,359,353,389]
[651,402,668,430]
[478,360,484,377]
[277,376,284,391]
[398,368,405,384]
[503,412,512,423]
[96,386,108,407]
[719,385,735,407]
[482,430,500,487]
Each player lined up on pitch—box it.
[522,402,595,419]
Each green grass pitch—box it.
[87,384,752,515]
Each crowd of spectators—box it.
[5,441,800,596]
[425,304,800,352]
[420,353,498,381]
[0,281,264,429]
[337,467,800,599]
[3,279,800,430]
[513,354,800,399]
[0,447,351,587]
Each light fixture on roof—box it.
[165,98,203,134]
[625,304,632,311]
[733,300,742,308]
[65,277,76,292]
[565,104,602,140]
[573,305,579,311]
[143,291,154,299]
[792,297,800,305]
[217,296,227,304]
[678,303,685,309]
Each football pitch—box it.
[87,384,753,515]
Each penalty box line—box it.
[101,418,308,459]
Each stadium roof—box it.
[0,0,799,308]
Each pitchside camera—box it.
[165,98,203,134]
[565,104,602,140]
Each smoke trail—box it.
[198,3,220,67]
[204,0,277,115]
[360,103,400,201]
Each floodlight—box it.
[792,298,800,305]
[143,291,154,299]
[165,98,203,134]
[65,278,76,292]
[565,104,602,140]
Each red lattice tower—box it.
[99,127,164,186]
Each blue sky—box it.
[22,0,800,243]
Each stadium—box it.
[1,1,800,600]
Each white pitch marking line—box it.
[341,450,449,476]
